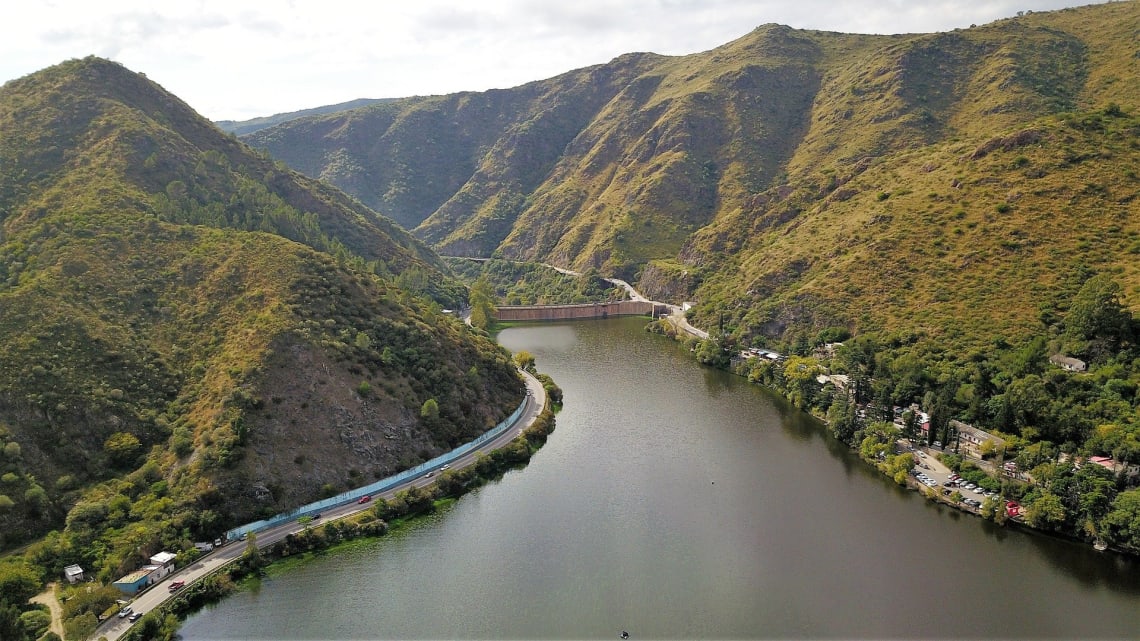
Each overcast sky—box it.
[1,0,1110,122]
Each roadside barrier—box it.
[225,398,527,541]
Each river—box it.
[180,317,1140,639]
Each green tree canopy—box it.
[468,276,497,330]
[1064,275,1133,360]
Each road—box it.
[93,371,547,641]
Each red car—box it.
[169,580,185,591]
[357,495,372,504]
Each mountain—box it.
[215,98,395,136]
[243,2,1138,349]
[0,57,523,565]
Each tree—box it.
[695,335,730,369]
[20,609,50,639]
[242,532,263,570]
[354,331,371,350]
[1025,492,1066,529]
[420,398,440,420]
[0,561,40,606]
[783,356,821,409]
[468,277,497,330]
[0,601,23,641]
[513,351,536,373]
[1102,489,1140,551]
[1064,274,1133,360]
[2,441,20,461]
[103,432,142,467]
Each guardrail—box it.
[225,398,527,540]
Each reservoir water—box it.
[180,317,1140,639]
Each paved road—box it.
[94,371,547,641]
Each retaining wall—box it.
[225,398,527,541]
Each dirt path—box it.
[30,582,65,639]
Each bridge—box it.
[496,300,670,322]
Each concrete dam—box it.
[496,300,669,322]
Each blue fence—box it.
[225,398,528,540]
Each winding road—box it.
[92,371,547,641]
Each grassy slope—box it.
[0,59,523,570]
[680,2,1139,348]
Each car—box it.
[118,606,132,618]
[933,441,942,448]
[168,580,185,591]
[941,488,952,495]
[129,612,142,622]
[358,495,372,504]
[441,464,450,471]
[918,451,927,458]
[964,483,976,490]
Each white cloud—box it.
[0,0,1112,121]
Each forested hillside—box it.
[0,57,523,575]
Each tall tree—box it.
[1064,275,1133,360]
[468,276,498,330]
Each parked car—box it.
[118,606,132,618]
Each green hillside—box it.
[0,58,523,576]
[244,2,1138,341]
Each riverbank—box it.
[120,403,557,641]
[642,312,1133,558]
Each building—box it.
[148,551,177,580]
[1086,456,1140,476]
[1049,354,1087,372]
[952,420,1005,456]
[113,569,153,595]
[815,373,850,390]
[63,564,84,584]
[111,551,177,594]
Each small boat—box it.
[1094,538,1108,551]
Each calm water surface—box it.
[181,318,1140,639]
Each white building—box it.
[63,564,84,584]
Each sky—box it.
[1,0,1112,122]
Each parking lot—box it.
[899,439,1001,512]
